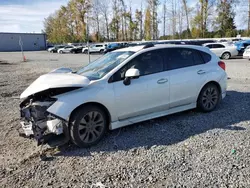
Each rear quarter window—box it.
[200,51,212,63]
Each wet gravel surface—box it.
[0,51,249,188]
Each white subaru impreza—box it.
[20,44,227,147]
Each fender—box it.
[47,81,116,122]
[195,70,227,101]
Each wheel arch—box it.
[197,81,222,102]
[69,102,112,129]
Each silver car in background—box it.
[203,42,238,60]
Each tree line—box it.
[44,0,249,44]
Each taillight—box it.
[218,61,226,71]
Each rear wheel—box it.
[69,105,108,147]
[84,50,88,54]
[221,52,231,60]
[59,50,63,54]
[100,49,104,54]
[197,83,220,112]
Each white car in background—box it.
[82,44,107,54]
[19,44,227,147]
[203,42,238,60]
[243,46,250,60]
[57,45,76,54]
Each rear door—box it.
[164,47,210,108]
[211,44,225,57]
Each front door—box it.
[111,50,170,121]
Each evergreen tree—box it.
[215,0,236,37]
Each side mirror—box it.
[125,68,140,78]
[123,68,140,86]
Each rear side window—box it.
[164,48,205,70]
[213,44,225,48]
[206,44,213,48]
[200,51,212,63]
[96,45,103,47]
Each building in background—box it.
[0,32,46,52]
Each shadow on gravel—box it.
[55,90,250,157]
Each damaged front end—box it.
[19,88,79,146]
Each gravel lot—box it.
[0,51,249,188]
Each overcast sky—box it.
[0,0,247,34]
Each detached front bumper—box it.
[20,118,69,146]
[20,119,64,137]
[20,100,70,146]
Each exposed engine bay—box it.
[19,87,80,145]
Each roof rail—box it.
[143,43,154,49]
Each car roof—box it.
[114,44,210,53]
[203,42,227,45]
[115,45,146,52]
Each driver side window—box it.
[111,50,164,82]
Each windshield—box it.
[77,51,134,80]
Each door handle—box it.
[197,70,206,75]
[157,78,168,84]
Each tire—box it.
[100,49,104,54]
[59,50,63,54]
[84,50,88,54]
[69,105,108,147]
[72,51,76,54]
[197,83,220,112]
[221,52,231,60]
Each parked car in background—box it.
[70,46,84,54]
[105,43,122,53]
[243,45,250,60]
[48,45,65,53]
[82,44,107,54]
[20,44,227,147]
[189,40,216,46]
[234,40,250,55]
[57,45,76,54]
[46,44,54,49]
[155,41,186,45]
[203,42,238,59]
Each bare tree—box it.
[92,0,101,41]
[182,0,191,37]
[171,0,177,37]
[163,0,167,37]
[248,0,250,32]
[99,0,110,40]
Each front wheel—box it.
[197,83,220,112]
[69,105,108,147]
[59,50,63,54]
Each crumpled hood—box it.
[20,72,90,99]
